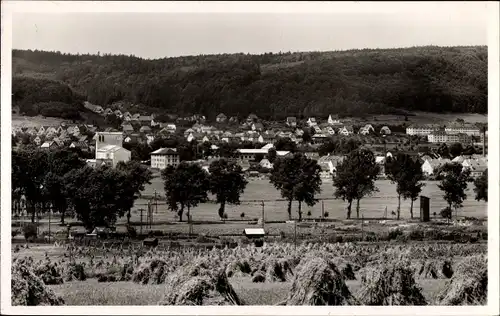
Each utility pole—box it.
[48,206,51,244]
[261,200,265,229]
[140,209,143,235]
[294,220,297,251]
[361,215,365,241]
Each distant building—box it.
[428,131,471,144]
[150,148,180,170]
[94,131,124,152]
[95,145,131,168]
[358,124,375,135]
[445,123,481,136]
[307,117,318,127]
[286,117,297,127]
[328,115,341,125]
[40,141,58,151]
[338,125,354,136]
[380,126,392,135]
[216,113,227,123]
[406,124,440,136]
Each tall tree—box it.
[208,159,248,220]
[274,138,297,152]
[269,154,303,220]
[333,148,380,219]
[162,162,209,222]
[267,147,277,164]
[449,143,463,159]
[437,162,471,219]
[473,169,488,202]
[385,154,426,219]
[293,155,322,221]
[116,161,153,224]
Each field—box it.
[357,112,488,125]
[135,178,487,223]
[12,114,68,129]
[12,241,488,306]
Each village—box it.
[12,101,488,180]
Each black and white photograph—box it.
[1,1,499,315]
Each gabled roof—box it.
[151,148,178,155]
[97,145,128,153]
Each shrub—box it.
[324,212,329,218]
[127,225,137,238]
[440,207,452,220]
[23,224,38,241]
[388,228,404,240]
[240,212,245,218]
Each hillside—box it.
[12,46,488,120]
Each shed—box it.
[243,228,265,239]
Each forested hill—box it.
[12,46,488,120]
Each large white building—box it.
[406,124,440,136]
[90,131,130,167]
[427,131,471,144]
[150,148,180,170]
[445,123,481,136]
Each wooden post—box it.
[261,200,265,229]
[361,215,365,241]
[294,220,297,251]
[321,200,325,222]
[140,209,143,235]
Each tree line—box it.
[12,147,487,231]
[13,46,487,121]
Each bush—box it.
[127,225,137,238]
[324,212,329,218]
[440,207,452,220]
[240,212,245,218]
[23,224,38,241]
[388,228,404,240]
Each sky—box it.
[11,2,490,59]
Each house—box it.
[40,141,58,151]
[312,134,328,143]
[122,112,132,120]
[317,155,345,176]
[104,108,113,116]
[138,116,153,124]
[462,159,488,179]
[252,122,264,132]
[359,124,375,135]
[131,113,141,121]
[114,110,123,118]
[139,126,152,133]
[37,126,48,135]
[95,145,131,167]
[69,141,90,151]
[338,125,354,136]
[313,126,322,134]
[328,115,341,125]
[150,148,180,170]
[146,134,155,145]
[421,158,452,176]
[406,124,440,136]
[184,128,195,137]
[295,129,304,136]
[216,113,227,123]
[33,136,42,146]
[122,123,134,133]
[427,131,470,144]
[380,126,392,135]
[259,158,273,169]
[56,125,65,134]
[375,156,387,176]
[247,113,259,123]
[307,117,318,127]
[324,126,335,135]
[286,117,297,127]
[229,116,239,124]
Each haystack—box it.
[357,261,427,305]
[132,258,169,285]
[12,261,65,306]
[225,259,252,278]
[161,258,241,305]
[33,261,64,285]
[438,255,487,305]
[417,259,453,279]
[64,262,86,281]
[285,257,358,305]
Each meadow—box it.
[135,178,487,223]
[12,242,488,306]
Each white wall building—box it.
[150,148,180,170]
[95,145,131,167]
[406,124,440,136]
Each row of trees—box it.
[13,46,487,120]
[161,149,488,222]
[12,148,152,230]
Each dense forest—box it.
[12,46,488,120]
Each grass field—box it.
[135,179,487,223]
[48,277,449,306]
[12,114,68,128]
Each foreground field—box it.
[13,242,487,306]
